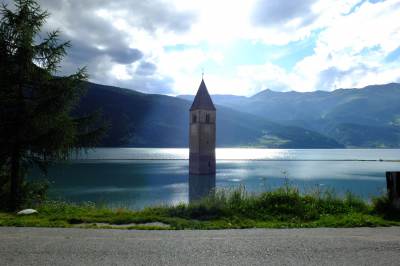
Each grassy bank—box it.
[0,186,399,229]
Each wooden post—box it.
[386,172,400,209]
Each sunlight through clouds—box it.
[17,0,400,95]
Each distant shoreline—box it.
[65,158,400,162]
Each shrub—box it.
[372,193,399,219]
[0,178,49,211]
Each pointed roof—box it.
[190,79,216,111]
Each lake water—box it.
[30,148,400,209]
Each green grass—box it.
[0,186,399,230]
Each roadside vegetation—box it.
[0,185,399,230]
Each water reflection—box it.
[189,174,216,202]
[28,148,400,209]
[75,148,400,161]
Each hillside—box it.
[75,82,341,148]
[179,83,400,148]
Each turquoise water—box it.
[30,148,400,209]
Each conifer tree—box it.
[0,0,105,211]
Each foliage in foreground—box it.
[0,0,106,211]
[0,186,399,230]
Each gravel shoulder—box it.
[1,227,400,265]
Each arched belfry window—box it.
[206,113,210,123]
[192,114,197,123]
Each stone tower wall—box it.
[189,109,216,174]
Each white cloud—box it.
[156,0,400,94]
[211,0,400,94]
[8,0,398,95]
[236,63,291,94]
[294,0,400,91]
[110,65,133,80]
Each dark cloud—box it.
[136,61,157,76]
[38,0,196,33]
[38,1,147,68]
[119,1,196,33]
[0,0,196,94]
[252,0,317,27]
[67,42,133,67]
[108,48,143,65]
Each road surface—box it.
[1,227,400,265]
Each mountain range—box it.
[75,82,400,148]
[178,83,400,148]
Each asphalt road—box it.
[1,227,400,265]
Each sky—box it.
[4,0,400,95]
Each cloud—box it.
[295,0,400,91]
[236,63,291,93]
[252,0,317,27]
[65,40,143,66]
[315,65,377,91]
[19,0,196,94]
[247,0,362,45]
[108,48,143,65]
[39,0,196,33]
[229,0,400,93]
[136,61,157,76]
[2,0,399,95]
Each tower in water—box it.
[189,78,216,175]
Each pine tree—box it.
[0,0,106,211]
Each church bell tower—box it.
[189,78,216,175]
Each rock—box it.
[17,209,38,215]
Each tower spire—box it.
[190,78,215,111]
